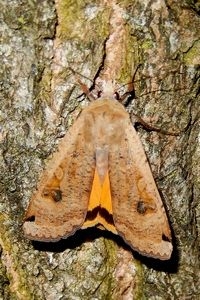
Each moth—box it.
[23,80,173,260]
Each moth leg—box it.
[69,67,96,101]
[131,112,180,136]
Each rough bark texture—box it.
[0,0,199,299]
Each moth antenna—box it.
[131,113,180,136]
[68,67,94,83]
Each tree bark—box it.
[0,0,199,299]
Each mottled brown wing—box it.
[23,113,95,242]
[110,120,173,260]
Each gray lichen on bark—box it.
[0,0,199,299]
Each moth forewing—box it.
[109,114,172,260]
[23,110,96,241]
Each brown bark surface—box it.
[0,0,199,299]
